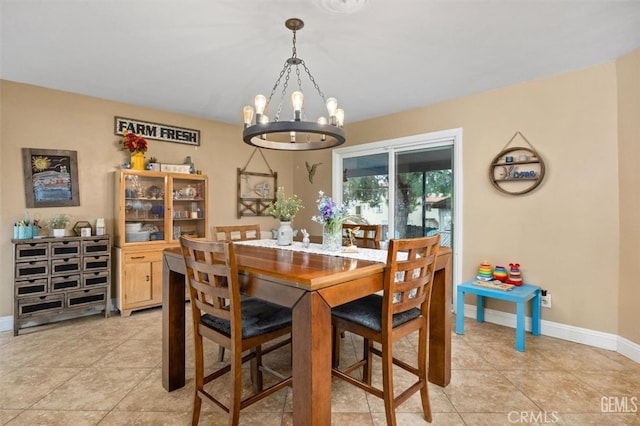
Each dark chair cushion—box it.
[201,297,291,339]
[332,294,420,332]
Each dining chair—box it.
[342,223,382,249]
[212,223,262,361]
[331,234,441,426]
[212,224,261,242]
[179,237,292,426]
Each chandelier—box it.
[242,18,346,151]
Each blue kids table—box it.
[456,280,541,351]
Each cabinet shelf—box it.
[114,170,208,316]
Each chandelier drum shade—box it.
[242,18,346,151]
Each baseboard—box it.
[0,315,13,333]
[461,304,639,362]
[618,336,640,363]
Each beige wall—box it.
[0,81,293,318]
[617,48,640,344]
[2,52,638,346]
[295,61,627,337]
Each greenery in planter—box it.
[265,187,303,222]
[47,213,70,230]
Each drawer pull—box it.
[131,256,146,259]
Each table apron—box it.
[318,273,383,307]
[238,273,306,308]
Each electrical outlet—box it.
[541,293,552,308]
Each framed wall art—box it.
[237,148,278,218]
[237,169,277,218]
[22,148,80,208]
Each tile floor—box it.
[1,308,639,425]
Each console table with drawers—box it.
[11,235,111,335]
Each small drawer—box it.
[83,255,110,271]
[15,278,49,297]
[82,271,109,288]
[15,242,49,261]
[51,257,81,275]
[51,240,81,257]
[18,294,64,318]
[66,287,107,309]
[50,274,81,292]
[124,251,162,263]
[15,260,49,279]
[82,238,110,256]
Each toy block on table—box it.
[476,260,493,281]
[506,262,523,286]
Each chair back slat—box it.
[384,235,440,316]
[343,223,382,249]
[213,224,261,242]
[180,237,241,328]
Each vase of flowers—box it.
[265,187,304,246]
[121,131,148,170]
[312,191,352,251]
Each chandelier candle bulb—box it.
[317,117,328,141]
[326,97,338,115]
[243,105,254,127]
[254,94,266,115]
[336,108,345,127]
[292,91,304,120]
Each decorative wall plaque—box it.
[237,148,277,218]
[489,132,546,195]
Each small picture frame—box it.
[22,148,80,208]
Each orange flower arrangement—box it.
[121,130,148,153]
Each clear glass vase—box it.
[322,223,342,251]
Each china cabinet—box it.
[114,170,208,316]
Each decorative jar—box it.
[277,221,293,246]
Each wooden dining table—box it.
[162,243,452,426]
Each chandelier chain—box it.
[301,61,326,103]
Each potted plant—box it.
[48,213,70,237]
[265,187,303,246]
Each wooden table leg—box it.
[428,254,451,387]
[162,260,186,391]
[292,292,332,426]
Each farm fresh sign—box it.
[115,117,200,146]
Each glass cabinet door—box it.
[170,177,206,242]
[124,173,166,243]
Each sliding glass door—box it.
[332,129,462,298]
[394,146,453,246]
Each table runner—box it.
[234,238,389,264]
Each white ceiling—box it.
[2,0,640,126]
